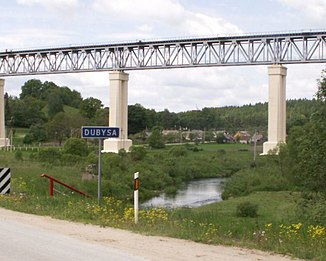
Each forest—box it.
[4,78,321,145]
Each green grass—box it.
[1,146,325,260]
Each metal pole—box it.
[253,130,257,163]
[134,172,139,224]
[50,179,54,197]
[98,139,102,206]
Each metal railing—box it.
[41,173,92,198]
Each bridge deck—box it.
[0,30,325,76]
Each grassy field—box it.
[0,144,325,260]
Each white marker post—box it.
[134,172,139,224]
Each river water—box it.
[142,178,227,208]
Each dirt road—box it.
[0,208,302,261]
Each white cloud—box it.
[183,13,241,36]
[0,28,77,50]
[92,0,241,37]
[126,66,269,112]
[278,0,326,24]
[92,0,185,23]
[17,0,79,9]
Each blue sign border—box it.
[81,126,120,139]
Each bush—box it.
[222,162,291,199]
[63,138,88,157]
[130,146,147,161]
[23,134,33,144]
[296,192,326,226]
[148,127,165,149]
[236,201,259,217]
[168,146,188,157]
[61,153,83,165]
[37,148,62,164]
[15,151,23,161]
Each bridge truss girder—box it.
[0,30,326,76]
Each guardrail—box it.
[40,173,92,198]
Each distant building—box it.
[212,131,234,143]
[234,131,251,144]
[250,133,264,144]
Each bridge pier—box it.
[103,71,132,153]
[262,65,287,154]
[0,79,10,148]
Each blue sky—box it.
[1,0,325,112]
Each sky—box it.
[0,0,325,112]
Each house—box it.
[212,131,234,143]
[250,133,264,144]
[234,131,251,144]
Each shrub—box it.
[168,146,188,157]
[61,153,83,165]
[15,150,23,161]
[236,201,259,217]
[148,127,165,149]
[63,137,88,157]
[23,134,33,144]
[222,163,291,200]
[130,146,147,161]
[296,192,326,226]
[37,148,62,164]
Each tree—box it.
[26,123,48,143]
[9,96,47,127]
[20,79,43,99]
[4,93,10,126]
[46,112,71,145]
[317,69,326,101]
[80,97,103,119]
[94,107,109,126]
[148,126,165,149]
[47,90,64,118]
[128,104,147,134]
[280,71,326,192]
[158,109,179,129]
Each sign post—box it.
[134,172,139,224]
[81,126,120,205]
[98,139,102,205]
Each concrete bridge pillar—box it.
[103,71,132,153]
[0,79,10,147]
[262,65,287,154]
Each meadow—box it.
[0,143,325,260]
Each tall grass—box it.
[2,144,325,260]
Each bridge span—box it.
[0,30,325,76]
[1,30,326,153]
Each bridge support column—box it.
[0,79,9,148]
[262,65,287,154]
[103,71,132,153]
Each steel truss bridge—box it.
[0,30,326,76]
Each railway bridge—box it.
[1,30,326,153]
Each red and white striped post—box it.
[134,172,139,224]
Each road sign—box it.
[81,126,120,206]
[81,126,120,139]
[0,168,10,194]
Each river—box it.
[142,178,227,208]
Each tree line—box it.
[4,78,320,145]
